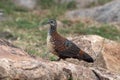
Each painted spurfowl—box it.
[46,19,94,63]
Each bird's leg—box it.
[43,51,50,60]
[56,57,67,61]
[56,57,61,61]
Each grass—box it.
[76,24,120,41]
[60,21,120,41]
[97,0,112,5]
[38,0,76,9]
[86,0,112,8]
[0,0,120,60]
[0,0,28,14]
[38,0,76,18]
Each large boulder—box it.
[0,9,5,21]
[66,0,120,23]
[68,35,120,73]
[55,0,98,8]
[0,36,120,80]
[12,0,37,10]
[55,0,113,8]
[0,39,98,80]
[91,67,120,80]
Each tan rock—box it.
[55,0,98,8]
[91,67,120,80]
[0,36,120,80]
[0,38,97,80]
[12,0,37,10]
[66,0,120,23]
[68,35,120,73]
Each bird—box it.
[46,19,94,63]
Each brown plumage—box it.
[47,19,94,63]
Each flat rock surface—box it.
[68,35,120,73]
[0,35,120,80]
[66,0,120,23]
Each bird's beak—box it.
[47,20,50,24]
[41,21,49,25]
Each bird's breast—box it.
[47,34,56,54]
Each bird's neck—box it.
[48,25,57,35]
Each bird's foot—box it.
[56,58,61,61]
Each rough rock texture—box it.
[0,59,98,80]
[0,36,120,80]
[0,39,98,80]
[66,0,120,23]
[55,0,98,8]
[91,68,120,80]
[0,9,5,21]
[68,35,120,73]
[75,0,98,8]
[0,31,17,41]
[0,39,29,59]
[12,0,37,10]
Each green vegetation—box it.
[38,0,76,9]
[0,0,28,14]
[73,23,120,41]
[59,21,120,41]
[98,0,112,5]
[37,0,76,18]
[0,0,120,60]
[86,0,112,8]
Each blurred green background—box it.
[0,0,119,60]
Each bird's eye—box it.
[50,21,53,23]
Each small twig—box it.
[91,38,106,61]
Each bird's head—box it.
[47,19,57,27]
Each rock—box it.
[91,67,120,80]
[66,0,120,23]
[0,39,29,58]
[0,9,6,21]
[12,0,37,10]
[55,0,98,8]
[75,0,98,8]
[0,38,98,80]
[0,36,120,79]
[0,59,98,80]
[68,35,120,73]
[0,31,17,41]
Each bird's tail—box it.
[78,50,94,63]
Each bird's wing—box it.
[53,34,94,62]
[54,39,81,58]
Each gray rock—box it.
[0,39,98,80]
[91,67,120,80]
[76,0,98,8]
[0,31,17,41]
[55,0,74,3]
[68,35,120,74]
[0,37,120,80]
[66,0,120,23]
[12,0,37,10]
[55,0,98,8]
[0,10,5,21]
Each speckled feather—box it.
[47,32,84,58]
[47,19,94,62]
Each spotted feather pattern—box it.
[47,19,94,62]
